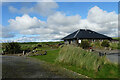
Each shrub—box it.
[101,40,110,47]
[56,45,109,71]
[2,42,21,54]
[118,39,120,49]
[80,40,91,49]
[21,46,33,52]
[118,41,120,49]
[110,43,118,50]
[94,41,101,47]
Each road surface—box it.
[2,55,70,78]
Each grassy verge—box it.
[31,49,59,63]
[0,49,2,53]
[30,45,119,78]
[59,62,118,78]
[56,45,119,78]
[112,37,120,40]
[56,45,107,70]
[30,48,88,78]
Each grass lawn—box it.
[0,43,2,53]
[1,41,119,78]
[30,48,88,78]
[30,45,119,78]
[31,49,59,63]
[112,37,120,40]
[0,49,2,53]
[60,63,118,78]
[16,41,118,78]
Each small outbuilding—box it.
[62,29,113,44]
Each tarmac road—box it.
[2,55,68,78]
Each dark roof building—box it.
[62,29,112,40]
[62,29,112,44]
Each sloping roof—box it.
[62,29,112,40]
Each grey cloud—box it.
[8,2,58,16]
[0,25,15,38]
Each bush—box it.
[80,40,91,49]
[118,42,120,49]
[118,39,120,49]
[101,40,110,47]
[56,45,109,71]
[110,43,118,50]
[21,46,33,53]
[2,42,21,54]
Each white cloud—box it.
[8,13,81,38]
[8,1,58,16]
[8,6,18,13]
[46,7,118,37]
[86,6,118,37]
[87,6,118,24]
[11,36,62,42]
[0,25,15,38]
[20,28,53,35]
[47,12,81,33]
[8,14,50,35]
[9,14,46,30]
[78,19,118,37]
[47,12,81,26]
[2,6,118,42]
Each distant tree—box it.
[2,42,21,54]
[101,40,110,47]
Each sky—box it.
[0,1,119,42]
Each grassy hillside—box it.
[56,45,119,78]
[19,41,63,51]
[30,43,119,78]
[2,41,119,78]
[112,37,120,40]
[19,41,64,45]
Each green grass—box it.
[31,45,119,78]
[112,37,120,49]
[23,42,119,78]
[96,64,119,78]
[112,37,120,40]
[19,41,63,51]
[31,49,59,63]
[91,41,120,50]
[118,42,120,49]
[0,49,2,53]
[55,45,119,78]
[56,45,109,71]
[36,47,56,51]
[110,43,118,50]
[60,63,118,78]
[38,41,64,45]
[19,42,40,45]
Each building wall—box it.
[64,40,77,45]
[64,39,112,45]
[64,39,76,44]
[64,40,69,44]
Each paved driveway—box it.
[94,49,120,64]
[2,56,68,78]
[107,53,120,64]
